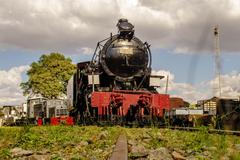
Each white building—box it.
[67,76,74,109]
[27,93,47,118]
[44,99,68,118]
[0,109,3,126]
[1,106,21,125]
[27,93,68,119]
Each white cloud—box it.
[0,65,29,106]
[1,0,240,105]
[0,67,239,106]
[174,47,190,54]
[152,69,208,103]
[0,0,240,54]
[209,72,240,98]
[153,69,240,103]
[229,0,240,16]
[151,70,174,91]
[81,47,94,55]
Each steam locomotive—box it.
[70,19,170,125]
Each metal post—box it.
[165,75,169,94]
[214,26,222,98]
[92,71,95,91]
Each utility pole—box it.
[213,26,221,98]
[165,75,169,94]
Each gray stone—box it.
[220,156,230,160]
[171,151,186,160]
[131,145,148,154]
[10,147,33,157]
[64,141,75,147]
[79,140,88,147]
[156,132,162,138]
[185,156,196,160]
[95,148,103,153]
[129,152,149,159]
[204,146,217,151]
[235,144,240,150]
[129,144,149,159]
[36,149,50,155]
[149,147,173,160]
[141,133,151,139]
[173,148,186,156]
[99,131,108,140]
[186,149,195,156]
[128,140,136,146]
[26,154,50,160]
[142,138,151,144]
[192,153,213,160]
[202,151,210,157]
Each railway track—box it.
[109,134,128,160]
[162,126,240,136]
[109,127,240,160]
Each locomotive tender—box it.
[70,19,170,124]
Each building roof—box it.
[27,93,46,100]
[27,92,67,101]
[198,96,239,103]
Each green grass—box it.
[124,127,240,159]
[0,126,240,159]
[0,126,120,160]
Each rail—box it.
[109,134,128,160]
[163,126,240,136]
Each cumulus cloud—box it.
[0,0,240,54]
[209,71,240,98]
[81,47,94,55]
[153,69,240,103]
[1,0,240,104]
[0,65,29,106]
[152,69,208,103]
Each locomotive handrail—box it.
[144,42,152,68]
[91,36,112,63]
[136,42,152,90]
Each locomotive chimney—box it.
[117,18,134,40]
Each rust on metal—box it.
[109,134,128,160]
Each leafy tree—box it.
[21,53,76,98]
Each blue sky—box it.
[1,0,240,105]
[1,48,240,83]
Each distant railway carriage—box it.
[27,93,47,119]
[167,97,240,130]
[216,98,240,130]
[197,97,240,130]
[26,93,70,125]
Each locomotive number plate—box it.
[119,48,133,55]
